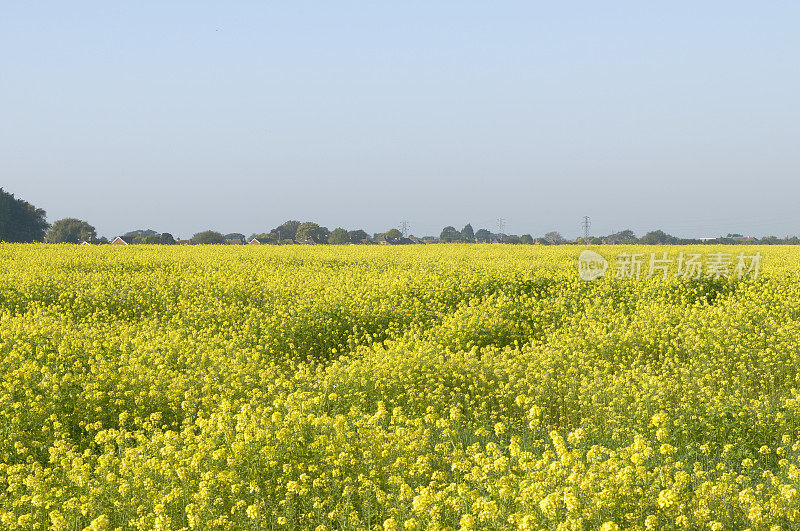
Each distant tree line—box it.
[34,220,800,246]
[577,229,800,245]
[3,189,800,245]
[247,220,400,245]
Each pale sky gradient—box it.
[3,2,799,239]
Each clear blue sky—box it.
[3,1,799,239]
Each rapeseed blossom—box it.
[0,244,798,529]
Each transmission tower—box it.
[581,216,591,242]
[497,218,505,238]
[400,221,409,238]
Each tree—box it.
[0,188,49,242]
[124,230,176,244]
[295,222,329,243]
[271,220,301,241]
[123,229,158,239]
[520,234,533,244]
[348,229,369,243]
[640,230,678,245]
[329,227,348,245]
[440,226,461,243]
[191,230,226,244]
[382,229,403,242]
[475,229,492,243]
[605,229,637,244]
[140,235,162,244]
[461,224,475,242]
[544,231,564,244]
[46,218,97,243]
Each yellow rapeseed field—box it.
[1,244,799,530]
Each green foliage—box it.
[640,230,679,245]
[606,229,638,244]
[124,230,176,244]
[295,222,329,243]
[191,230,226,244]
[255,233,278,244]
[461,223,475,242]
[382,228,403,242]
[475,228,493,243]
[46,218,96,243]
[348,229,369,243]
[440,226,461,242]
[271,220,301,241]
[0,188,49,242]
[123,229,158,239]
[328,227,349,245]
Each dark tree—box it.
[605,229,637,244]
[123,229,158,239]
[461,224,475,242]
[520,234,533,244]
[640,230,678,245]
[0,188,49,242]
[329,227,348,245]
[475,229,493,243]
[348,229,369,243]
[544,231,564,244]
[191,230,226,244]
[295,222,329,243]
[440,226,461,243]
[383,228,403,242]
[46,218,97,244]
[160,233,176,245]
[271,220,301,241]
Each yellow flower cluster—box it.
[0,243,799,529]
